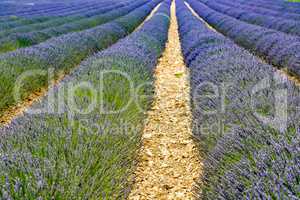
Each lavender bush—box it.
[229,0,300,14]
[200,0,300,37]
[0,0,110,17]
[0,0,161,117]
[0,2,82,25]
[187,0,300,77]
[0,0,145,53]
[177,0,300,199]
[0,0,125,34]
[0,1,171,198]
[209,0,300,21]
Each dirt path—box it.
[128,1,202,200]
[185,1,300,87]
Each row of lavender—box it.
[0,2,66,17]
[187,0,300,78]
[0,0,138,53]
[230,0,300,14]
[177,0,299,199]
[0,0,160,117]
[0,0,123,32]
[0,0,108,17]
[0,0,171,198]
[200,0,300,37]
[212,0,300,21]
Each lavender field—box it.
[0,0,299,199]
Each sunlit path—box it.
[128,1,202,199]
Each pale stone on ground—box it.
[128,1,202,200]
